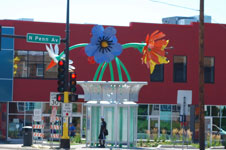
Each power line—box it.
[149,0,199,11]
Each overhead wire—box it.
[149,0,226,28]
[149,0,199,11]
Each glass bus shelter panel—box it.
[102,85,117,102]
[91,106,101,143]
[86,106,91,143]
[103,106,115,142]
[129,106,137,146]
[119,107,128,143]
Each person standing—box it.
[69,123,76,137]
[98,116,107,148]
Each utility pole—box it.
[199,0,205,150]
[60,0,70,148]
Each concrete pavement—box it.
[0,143,225,150]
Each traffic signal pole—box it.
[60,0,70,148]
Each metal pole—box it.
[182,97,186,150]
[60,0,70,148]
[199,0,205,149]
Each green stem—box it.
[118,59,131,81]
[93,63,103,81]
[57,43,88,60]
[115,57,123,81]
[109,62,114,81]
[122,43,146,53]
[98,63,108,81]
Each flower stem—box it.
[109,62,114,81]
[57,43,88,59]
[122,43,146,53]
[98,63,108,81]
[115,57,123,81]
[93,63,103,81]
[118,59,131,81]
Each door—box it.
[70,116,82,136]
[149,116,160,140]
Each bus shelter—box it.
[78,81,147,148]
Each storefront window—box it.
[212,106,220,116]
[221,106,226,117]
[137,116,148,138]
[205,105,211,116]
[72,103,82,113]
[138,105,148,115]
[213,117,220,131]
[8,115,24,139]
[160,105,171,138]
[42,103,51,114]
[149,104,159,116]
[172,105,180,116]
[221,118,226,130]
[9,102,24,114]
[172,116,181,130]
[24,115,32,126]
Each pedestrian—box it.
[69,123,76,138]
[98,116,108,148]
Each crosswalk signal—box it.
[69,72,77,93]
[69,94,78,102]
[57,60,66,92]
[56,94,64,102]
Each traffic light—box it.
[69,94,78,102]
[56,94,64,102]
[57,60,66,92]
[69,72,77,92]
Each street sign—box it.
[26,33,61,44]
[50,92,61,106]
[33,109,42,121]
[62,103,72,117]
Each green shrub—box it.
[71,133,81,144]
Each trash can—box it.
[22,126,33,146]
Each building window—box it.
[14,50,57,79]
[138,105,148,115]
[204,57,214,83]
[173,56,187,82]
[150,64,164,82]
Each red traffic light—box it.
[71,73,76,79]
[58,60,64,66]
[56,94,64,102]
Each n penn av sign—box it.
[26,33,61,44]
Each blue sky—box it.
[0,0,226,26]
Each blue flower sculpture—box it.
[85,25,123,64]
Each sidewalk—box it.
[0,144,225,150]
